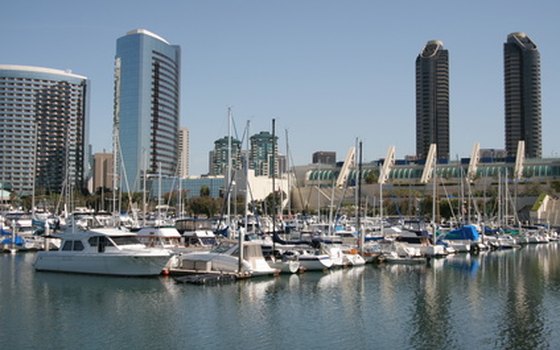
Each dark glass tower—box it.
[114,29,181,192]
[504,32,542,159]
[415,40,449,161]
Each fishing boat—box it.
[33,227,172,276]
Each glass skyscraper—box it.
[210,136,242,176]
[504,32,542,159]
[114,29,181,192]
[250,131,278,177]
[0,65,89,196]
[415,40,450,161]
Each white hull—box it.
[175,241,279,277]
[34,251,171,276]
[268,259,300,274]
[383,255,427,265]
[297,254,333,271]
[344,253,366,266]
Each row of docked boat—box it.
[4,209,558,278]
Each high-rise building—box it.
[312,151,336,165]
[415,40,449,160]
[210,136,242,176]
[178,127,189,178]
[504,32,542,159]
[93,153,113,192]
[250,131,279,177]
[114,29,181,191]
[0,65,89,195]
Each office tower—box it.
[210,136,242,176]
[415,40,449,160]
[504,32,542,159]
[178,127,189,178]
[0,65,89,195]
[114,29,181,191]
[250,131,278,177]
[312,151,336,165]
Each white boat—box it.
[267,256,301,274]
[172,240,279,277]
[381,251,427,265]
[33,228,172,276]
[133,226,186,251]
[296,250,333,271]
[343,250,367,266]
[379,242,427,265]
[321,244,366,267]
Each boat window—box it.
[212,241,235,253]
[88,237,99,247]
[200,237,216,245]
[73,240,84,251]
[62,241,73,251]
[111,235,142,246]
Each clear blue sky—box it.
[2,1,559,174]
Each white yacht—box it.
[133,226,185,250]
[33,228,172,276]
[295,249,334,271]
[172,239,279,277]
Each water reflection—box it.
[2,243,560,349]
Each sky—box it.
[1,1,559,175]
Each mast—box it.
[354,138,359,223]
[31,120,38,214]
[420,144,437,243]
[227,107,232,231]
[498,170,502,227]
[272,118,276,253]
[378,146,395,239]
[357,141,363,254]
[142,149,147,226]
[112,57,121,216]
[504,167,509,226]
[239,120,250,273]
[285,129,291,216]
[158,162,162,222]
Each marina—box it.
[2,242,560,349]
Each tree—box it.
[200,185,210,197]
[265,190,285,215]
[364,170,378,185]
[189,196,220,217]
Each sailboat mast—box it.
[358,141,363,254]
[227,107,232,230]
[239,120,250,273]
[272,118,277,253]
[285,129,291,216]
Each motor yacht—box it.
[33,227,172,276]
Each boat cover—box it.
[445,225,480,241]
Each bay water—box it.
[2,243,560,349]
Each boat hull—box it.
[34,252,171,276]
[298,254,333,271]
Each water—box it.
[2,244,560,350]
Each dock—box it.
[172,273,239,285]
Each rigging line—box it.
[116,136,133,214]
[465,179,482,221]
[439,175,457,223]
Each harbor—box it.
[2,242,560,349]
